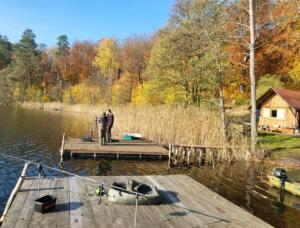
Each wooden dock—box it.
[1,175,272,228]
[60,134,168,160]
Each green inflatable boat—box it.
[107,179,162,205]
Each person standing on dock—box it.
[106,109,114,143]
[97,112,107,145]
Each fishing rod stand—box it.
[37,164,45,193]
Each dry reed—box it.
[21,102,250,160]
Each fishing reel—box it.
[95,185,107,205]
[273,168,288,191]
[95,185,107,196]
[274,168,288,180]
[37,164,45,178]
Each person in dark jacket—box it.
[97,112,107,145]
[106,109,114,143]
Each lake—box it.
[0,107,299,227]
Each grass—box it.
[21,101,250,161]
[260,132,300,159]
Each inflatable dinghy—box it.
[107,179,161,205]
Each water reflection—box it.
[0,107,300,227]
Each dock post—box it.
[212,148,216,170]
[116,154,119,160]
[168,144,173,168]
[199,148,206,166]
[208,148,216,170]
[179,146,183,164]
[187,148,191,165]
[139,154,142,160]
[182,147,186,164]
[60,132,65,157]
[94,153,96,159]
[193,147,197,164]
[174,146,178,165]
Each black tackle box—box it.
[34,195,57,213]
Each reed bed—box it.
[21,102,250,160]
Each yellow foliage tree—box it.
[163,86,187,104]
[93,38,119,78]
[131,82,161,105]
[112,72,132,105]
[63,83,103,104]
[289,59,300,88]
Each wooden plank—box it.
[146,175,203,227]
[69,177,82,228]
[14,177,40,228]
[56,176,70,228]
[105,176,135,228]
[33,177,60,228]
[0,177,34,228]
[76,178,97,228]
[156,175,221,227]
[170,175,234,221]
[28,177,52,228]
[64,145,168,155]
[85,177,114,228]
[167,175,272,228]
[68,151,168,156]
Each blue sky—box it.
[0,0,174,47]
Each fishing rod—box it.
[0,152,146,197]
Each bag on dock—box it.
[81,136,93,142]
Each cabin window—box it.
[262,108,270,118]
[270,109,285,119]
[271,110,277,118]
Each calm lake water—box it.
[0,107,300,227]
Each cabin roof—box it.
[257,88,300,110]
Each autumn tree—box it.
[93,38,120,103]
[116,35,153,102]
[39,46,52,96]
[93,38,119,79]
[69,41,96,84]
[120,36,153,85]
[147,0,229,106]
[255,1,300,84]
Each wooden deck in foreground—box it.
[1,175,272,228]
[60,135,169,160]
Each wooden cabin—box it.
[257,88,300,134]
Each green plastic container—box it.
[123,135,133,141]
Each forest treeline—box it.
[0,0,299,106]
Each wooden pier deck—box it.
[1,175,272,228]
[60,135,169,160]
